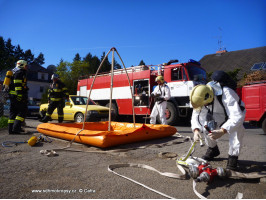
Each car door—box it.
[63,99,74,121]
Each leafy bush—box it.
[0,116,8,128]
[238,71,266,87]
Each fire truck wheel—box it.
[262,118,266,134]
[75,112,84,123]
[157,102,178,126]
[106,103,118,120]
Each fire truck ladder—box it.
[88,63,158,78]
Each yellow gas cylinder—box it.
[3,71,13,89]
[28,136,38,146]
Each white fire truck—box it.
[77,59,207,125]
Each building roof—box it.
[27,63,53,82]
[28,63,49,72]
[199,46,266,79]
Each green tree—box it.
[14,45,24,61]
[139,60,145,66]
[99,52,111,73]
[83,53,99,74]
[0,37,6,68]
[59,58,64,64]
[56,61,83,95]
[73,53,81,62]
[0,37,16,71]
[5,38,15,55]
[70,60,91,93]
[56,61,70,79]
[5,38,17,70]
[23,49,34,64]
[227,68,241,82]
[206,72,213,82]
[0,37,40,74]
[90,56,101,74]
[33,52,45,65]
[41,88,49,104]
[83,53,92,62]
[114,58,122,70]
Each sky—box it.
[0,0,265,69]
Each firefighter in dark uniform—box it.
[40,74,69,123]
[8,60,28,134]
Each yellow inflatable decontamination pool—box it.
[37,121,177,148]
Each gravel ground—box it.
[0,118,265,199]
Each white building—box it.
[27,64,54,101]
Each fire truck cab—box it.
[77,59,207,125]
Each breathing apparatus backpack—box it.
[207,71,245,127]
[211,71,245,110]
[3,70,13,91]
[211,70,237,91]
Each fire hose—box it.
[108,163,186,199]
[108,138,266,199]
[2,135,52,147]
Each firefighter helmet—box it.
[190,85,214,109]
[155,75,164,84]
[16,60,27,69]
[51,74,59,80]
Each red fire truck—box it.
[240,81,266,134]
[77,60,207,125]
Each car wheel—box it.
[75,112,84,123]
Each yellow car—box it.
[39,95,111,122]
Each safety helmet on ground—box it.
[190,84,214,109]
[51,74,59,80]
[16,60,27,69]
[155,75,164,84]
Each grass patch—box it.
[0,116,8,128]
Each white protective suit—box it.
[191,86,246,156]
[150,83,171,125]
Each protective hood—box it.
[207,81,223,96]
[12,66,21,74]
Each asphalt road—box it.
[0,118,265,199]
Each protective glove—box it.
[208,129,226,140]
[193,129,202,142]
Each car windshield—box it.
[70,96,96,105]
[186,65,207,83]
